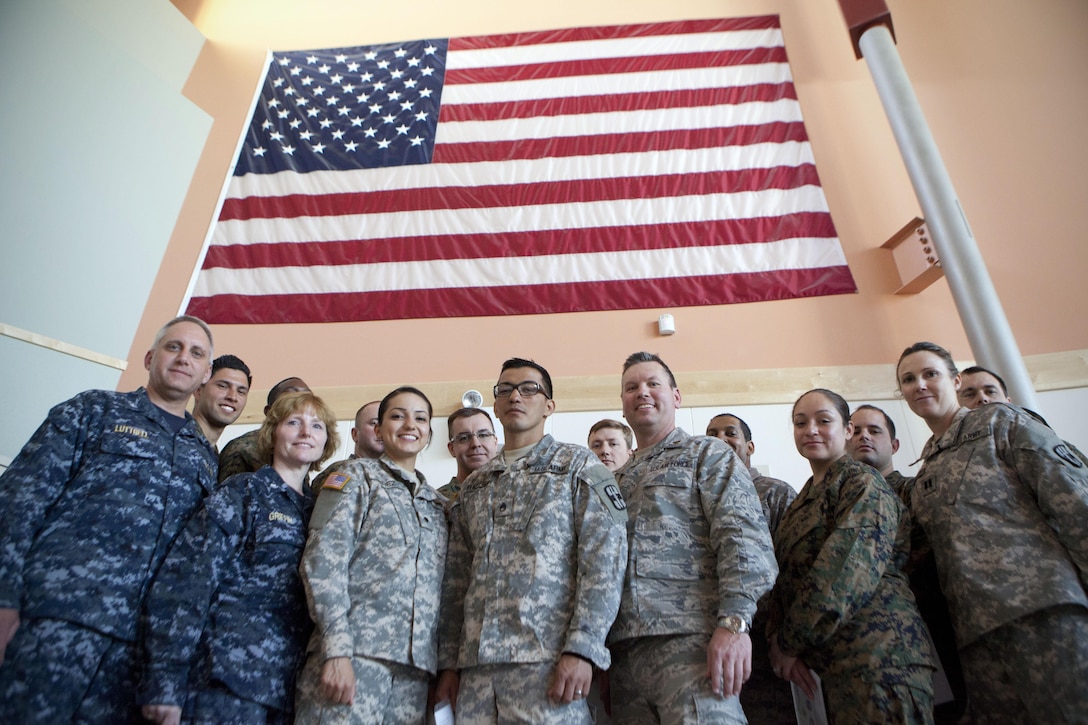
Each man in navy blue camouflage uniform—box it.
[0,315,219,723]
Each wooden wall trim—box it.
[233,349,1088,423]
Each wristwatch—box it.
[718,614,750,634]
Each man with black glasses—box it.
[436,357,628,724]
[438,407,499,502]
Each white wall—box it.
[0,0,211,464]
[215,387,1088,489]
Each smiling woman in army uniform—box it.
[140,391,339,725]
[295,386,448,724]
[896,342,1088,725]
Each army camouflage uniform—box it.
[770,455,934,725]
[0,388,217,722]
[608,429,778,724]
[743,470,798,725]
[139,465,315,723]
[217,428,265,483]
[912,403,1088,724]
[310,457,355,497]
[438,435,628,725]
[296,456,448,724]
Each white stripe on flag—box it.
[193,235,847,297]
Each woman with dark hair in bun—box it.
[295,386,448,724]
[768,388,934,724]
[896,342,1088,724]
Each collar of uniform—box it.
[375,454,436,499]
[637,427,689,459]
[920,406,973,459]
[131,387,214,461]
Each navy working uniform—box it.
[0,388,217,722]
[140,465,315,723]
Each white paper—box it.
[432,699,454,725]
[791,669,828,725]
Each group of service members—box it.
[0,315,1085,725]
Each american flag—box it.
[186,16,855,324]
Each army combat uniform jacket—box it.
[438,435,628,671]
[302,456,448,674]
[770,456,933,687]
[609,429,777,644]
[0,388,217,642]
[140,465,315,714]
[912,403,1088,648]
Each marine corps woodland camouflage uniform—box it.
[217,428,264,483]
[609,429,778,724]
[439,435,628,724]
[912,403,1088,724]
[0,388,217,722]
[770,455,934,725]
[296,456,448,724]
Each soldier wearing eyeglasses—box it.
[439,408,499,502]
[436,358,629,724]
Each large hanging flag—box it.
[186,15,855,324]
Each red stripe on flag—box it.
[203,213,837,269]
[186,265,854,324]
[439,84,797,122]
[447,17,782,52]
[444,47,787,85]
[219,165,822,222]
[432,121,809,164]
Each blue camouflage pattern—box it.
[0,387,216,720]
[0,388,217,638]
[139,465,315,716]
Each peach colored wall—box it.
[121,0,1088,395]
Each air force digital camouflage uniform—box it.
[439,435,628,724]
[296,456,448,724]
[770,456,934,725]
[608,429,778,724]
[0,388,217,722]
[217,428,264,483]
[912,403,1088,724]
[743,470,798,725]
[140,465,315,723]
